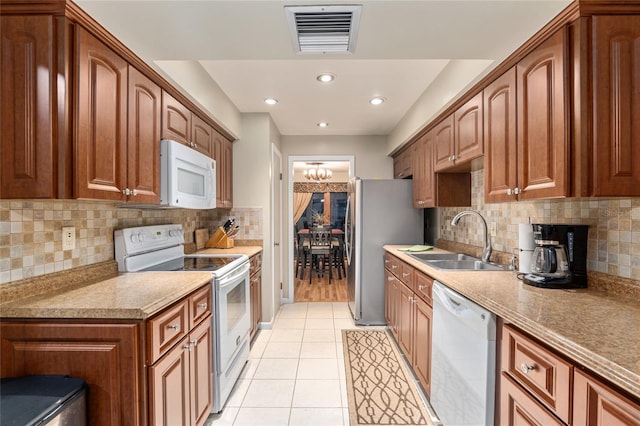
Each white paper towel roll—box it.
[518,224,536,250]
[519,250,534,273]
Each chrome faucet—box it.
[451,210,492,263]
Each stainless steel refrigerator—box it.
[345,178,423,325]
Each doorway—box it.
[287,156,354,303]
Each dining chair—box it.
[331,233,346,279]
[308,227,333,284]
[295,232,310,279]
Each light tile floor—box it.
[205,302,381,426]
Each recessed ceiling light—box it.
[369,97,385,105]
[317,122,329,128]
[316,73,335,83]
[264,98,278,105]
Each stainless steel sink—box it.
[409,252,478,262]
[408,252,504,271]
[427,259,505,271]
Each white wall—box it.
[234,113,278,324]
[386,59,495,154]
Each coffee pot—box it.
[522,224,589,289]
[531,242,569,278]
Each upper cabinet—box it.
[213,132,233,209]
[589,15,640,196]
[435,93,484,172]
[0,15,58,198]
[161,92,214,157]
[393,148,412,179]
[486,28,568,203]
[412,133,434,208]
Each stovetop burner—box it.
[142,256,242,272]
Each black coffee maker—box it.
[522,224,589,289]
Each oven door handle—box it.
[218,262,250,288]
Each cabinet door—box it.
[162,91,191,145]
[75,27,128,201]
[1,322,142,426]
[149,337,190,426]
[191,114,213,157]
[397,282,414,359]
[384,269,399,333]
[412,297,432,396]
[454,91,484,163]
[433,115,455,172]
[412,133,435,208]
[128,66,161,204]
[189,319,213,426]
[394,150,412,179]
[0,15,56,198]
[222,138,233,208]
[591,15,640,196]
[484,68,518,203]
[500,373,565,426]
[573,369,640,426]
[250,271,262,339]
[516,28,568,200]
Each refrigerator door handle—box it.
[345,194,352,265]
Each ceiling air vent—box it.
[285,5,362,54]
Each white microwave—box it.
[160,139,216,209]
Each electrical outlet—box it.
[490,222,497,237]
[62,226,76,250]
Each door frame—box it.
[286,155,355,303]
[271,144,283,313]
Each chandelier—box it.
[304,162,332,181]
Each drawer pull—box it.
[418,285,426,290]
[183,342,193,351]
[168,324,180,331]
[198,302,208,309]
[402,272,410,277]
[520,363,535,374]
[392,265,398,269]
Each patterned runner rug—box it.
[342,329,433,426]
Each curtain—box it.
[293,192,313,226]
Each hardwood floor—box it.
[293,261,348,302]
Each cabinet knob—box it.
[507,188,513,196]
[392,265,398,269]
[520,363,535,374]
[198,302,207,309]
[168,324,180,331]
[514,187,522,195]
[419,285,426,290]
[122,188,131,196]
[131,189,138,196]
[190,338,198,347]
[183,342,193,351]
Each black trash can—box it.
[0,375,87,426]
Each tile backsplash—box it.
[0,200,263,284]
[439,169,639,280]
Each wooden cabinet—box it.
[76,28,161,203]
[147,285,213,426]
[1,321,144,425]
[484,68,518,203]
[393,148,412,179]
[573,369,640,426]
[127,66,161,204]
[1,284,213,426]
[485,28,568,203]
[162,91,213,157]
[499,322,640,426]
[249,252,262,340]
[214,133,234,209]
[0,15,59,198]
[435,93,484,172]
[148,317,212,426]
[75,26,128,201]
[383,253,433,396]
[589,15,640,197]
[412,134,435,208]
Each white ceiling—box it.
[76,0,571,137]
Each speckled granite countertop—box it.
[384,245,640,401]
[0,272,213,320]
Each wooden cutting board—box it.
[195,228,209,250]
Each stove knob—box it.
[138,232,145,242]
[130,234,139,243]
[169,229,176,237]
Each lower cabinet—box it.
[384,253,433,396]
[499,323,640,426]
[250,252,263,340]
[148,318,212,426]
[0,284,213,426]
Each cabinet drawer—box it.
[384,253,401,277]
[189,285,212,329]
[501,324,572,423]
[400,262,414,288]
[414,270,433,306]
[147,299,189,364]
[500,373,565,426]
[250,252,262,272]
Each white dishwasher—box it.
[430,281,496,426]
